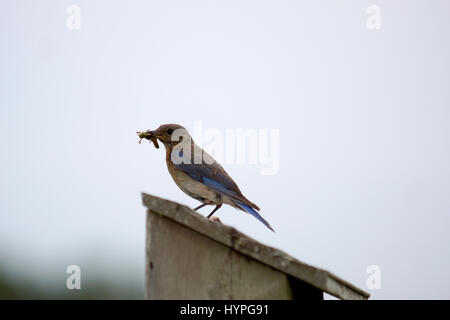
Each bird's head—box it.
[139,123,191,148]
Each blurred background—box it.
[1,0,450,299]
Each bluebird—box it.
[138,124,274,232]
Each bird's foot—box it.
[209,216,222,224]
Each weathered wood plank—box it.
[145,210,304,299]
[143,193,369,300]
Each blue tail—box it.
[235,202,275,232]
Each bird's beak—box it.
[137,129,164,147]
[137,130,162,140]
[148,130,165,140]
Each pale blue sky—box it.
[1,0,450,299]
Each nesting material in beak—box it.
[137,130,160,149]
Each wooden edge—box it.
[142,192,370,300]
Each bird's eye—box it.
[167,128,174,135]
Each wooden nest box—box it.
[142,193,369,300]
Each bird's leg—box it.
[207,204,222,219]
[194,203,208,211]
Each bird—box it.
[139,123,274,232]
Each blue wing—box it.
[174,161,274,231]
[175,162,241,199]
